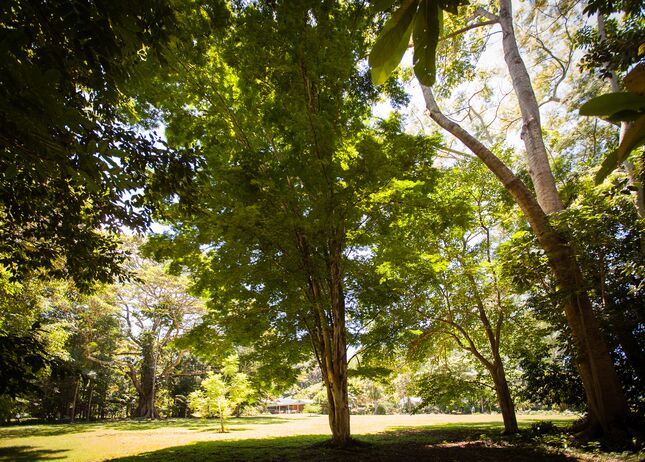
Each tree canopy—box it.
[0,0,643,452]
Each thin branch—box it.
[441,19,499,41]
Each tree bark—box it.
[491,363,518,433]
[86,379,94,421]
[422,86,630,435]
[297,230,352,447]
[498,0,562,215]
[136,336,158,419]
[70,375,81,423]
[327,245,351,447]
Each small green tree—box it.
[188,355,253,432]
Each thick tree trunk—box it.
[137,337,158,419]
[326,377,351,446]
[541,230,629,434]
[422,86,630,435]
[491,364,518,434]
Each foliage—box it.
[188,355,253,430]
[369,0,469,86]
[303,403,322,414]
[413,365,493,413]
[577,0,645,183]
[579,67,645,183]
[577,0,645,77]
[0,326,52,398]
[0,0,198,289]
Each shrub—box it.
[303,403,322,414]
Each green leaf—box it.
[580,92,645,118]
[413,0,442,86]
[372,0,398,11]
[369,0,419,85]
[595,115,645,184]
[606,109,645,123]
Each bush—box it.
[528,420,559,435]
[0,395,16,424]
[375,403,387,415]
[303,403,322,414]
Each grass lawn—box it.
[0,413,640,461]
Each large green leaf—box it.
[369,0,419,85]
[372,0,398,11]
[595,114,645,184]
[580,92,645,118]
[413,0,442,86]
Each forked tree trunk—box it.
[299,231,352,447]
[422,86,629,435]
[324,240,351,447]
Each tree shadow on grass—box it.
[99,416,295,432]
[0,445,68,461]
[0,416,294,438]
[0,424,95,439]
[107,427,581,462]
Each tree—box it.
[188,354,253,432]
[143,1,436,446]
[0,269,73,417]
[411,353,497,414]
[0,0,197,289]
[369,0,632,436]
[368,159,523,432]
[117,256,204,418]
[36,285,124,422]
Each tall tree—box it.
[370,0,632,435]
[144,1,435,445]
[117,257,203,418]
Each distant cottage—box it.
[266,398,313,414]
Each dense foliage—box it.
[0,0,643,453]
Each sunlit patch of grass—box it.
[1,413,638,461]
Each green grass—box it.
[0,413,640,462]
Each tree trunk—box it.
[498,0,562,215]
[491,364,518,434]
[325,241,352,447]
[137,336,158,419]
[70,375,81,423]
[298,229,352,447]
[421,86,630,435]
[218,399,225,433]
[86,379,94,421]
[542,230,630,434]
